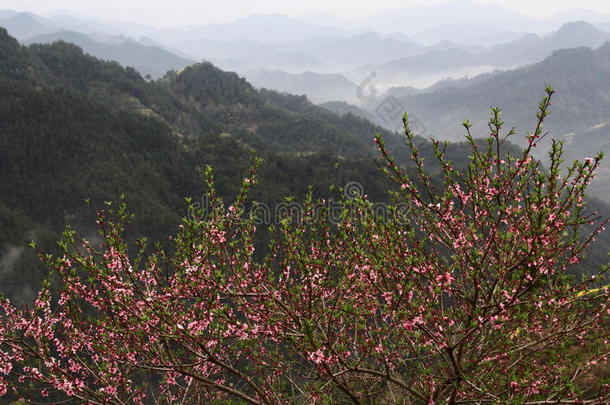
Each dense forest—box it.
[0,26,608,307]
[0,27,401,304]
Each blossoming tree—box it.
[1,87,609,403]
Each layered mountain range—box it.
[2,1,610,304]
[0,28,414,303]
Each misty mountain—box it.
[2,11,330,76]
[243,70,358,104]
[8,11,345,48]
[183,13,349,43]
[376,48,475,75]
[0,10,118,39]
[352,48,487,89]
[6,9,610,90]
[0,12,57,40]
[481,21,610,67]
[136,35,193,58]
[24,30,195,78]
[171,38,324,73]
[368,43,610,200]
[546,20,610,50]
[357,21,610,89]
[413,24,524,46]
[378,43,610,139]
[276,31,425,70]
[43,12,123,36]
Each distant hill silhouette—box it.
[25,30,195,78]
[370,42,610,201]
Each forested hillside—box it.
[0,27,608,306]
[0,28,404,303]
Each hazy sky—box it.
[3,0,610,27]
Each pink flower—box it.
[308,349,325,365]
[382,291,393,305]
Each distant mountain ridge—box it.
[4,8,610,94]
[0,12,56,39]
[172,38,324,73]
[24,30,195,78]
[366,42,610,200]
[180,13,351,43]
[353,21,610,89]
[413,24,524,46]
[275,31,425,70]
[481,21,610,67]
[244,70,358,103]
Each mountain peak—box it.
[553,20,603,37]
[171,62,260,106]
[547,21,609,49]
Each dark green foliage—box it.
[0,28,607,305]
[0,29,403,303]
